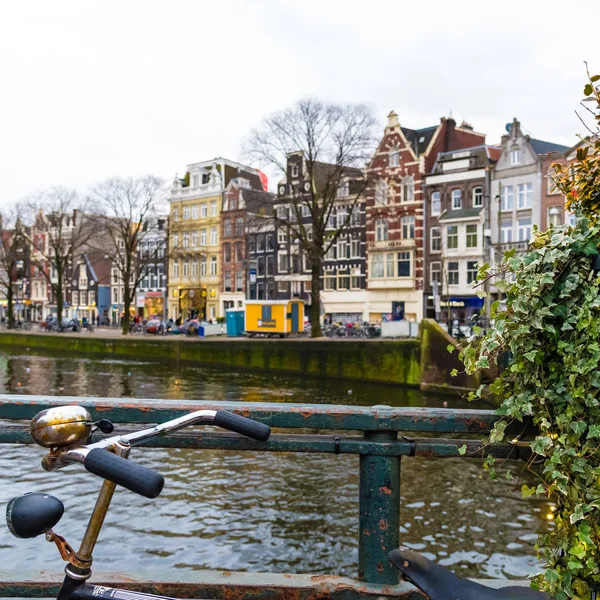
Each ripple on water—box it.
[0,350,552,579]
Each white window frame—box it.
[466,224,478,248]
[446,225,458,249]
[431,191,441,216]
[402,176,414,203]
[473,187,483,207]
[210,201,217,217]
[467,261,478,285]
[210,256,217,276]
[389,147,400,167]
[376,218,388,242]
[510,149,520,165]
[518,218,532,242]
[375,180,388,206]
[183,206,190,220]
[451,189,462,210]
[501,186,514,211]
[500,223,513,243]
[430,261,441,285]
[401,215,415,239]
[430,227,441,252]
[517,182,532,209]
[210,227,218,246]
[200,229,207,246]
[192,205,199,219]
[447,261,459,286]
[200,203,208,218]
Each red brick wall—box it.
[540,154,568,230]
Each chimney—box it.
[460,120,473,131]
[387,111,399,129]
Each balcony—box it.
[498,241,528,253]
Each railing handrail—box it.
[0,394,505,434]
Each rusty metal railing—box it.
[0,395,524,600]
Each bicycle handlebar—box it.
[42,409,271,497]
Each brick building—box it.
[365,112,486,322]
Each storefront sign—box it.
[249,268,257,284]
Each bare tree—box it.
[0,207,26,328]
[244,98,377,336]
[89,176,168,335]
[23,188,94,327]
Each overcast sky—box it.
[1,0,599,202]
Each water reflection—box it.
[0,350,551,579]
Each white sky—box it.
[1,0,599,201]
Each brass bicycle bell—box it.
[31,406,92,448]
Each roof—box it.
[529,139,570,156]
[432,144,501,174]
[401,126,438,156]
[439,207,483,221]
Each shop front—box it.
[137,291,165,319]
[425,295,484,326]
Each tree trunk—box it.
[122,283,131,335]
[56,280,64,328]
[310,259,322,338]
[7,285,14,329]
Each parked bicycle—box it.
[6,405,271,600]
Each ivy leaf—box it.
[570,504,593,524]
[545,569,559,585]
[569,543,586,559]
[450,368,458,377]
[524,350,538,362]
[458,444,467,455]
[587,424,600,439]
[447,344,455,354]
[522,484,536,498]
[476,357,490,369]
[571,421,587,436]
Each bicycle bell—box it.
[31,406,92,448]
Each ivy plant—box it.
[457,69,600,599]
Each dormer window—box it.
[510,149,520,165]
[202,174,210,184]
[192,174,199,187]
[291,164,299,178]
[389,147,400,167]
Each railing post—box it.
[358,430,400,585]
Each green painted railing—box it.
[0,395,530,599]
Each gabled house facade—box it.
[490,119,570,259]
[423,145,500,322]
[365,112,486,322]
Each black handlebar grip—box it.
[214,410,271,442]
[84,449,164,498]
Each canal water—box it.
[0,350,552,580]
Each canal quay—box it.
[0,347,552,583]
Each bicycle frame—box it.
[45,409,236,600]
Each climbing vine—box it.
[457,68,600,599]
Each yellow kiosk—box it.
[245,300,305,337]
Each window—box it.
[200,203,208,218]
[257,236,265,252]
[278,228,287,244]
[112,269,119,284]
[466,224,478,248]
[224,244,231,263]
[338,182,349,197]
[183,206,190,220]
[223,219,232,237]
[397,252,411,277]
[510,149,520,165]
[88,291,95,305]
[402,215,415,239]
[210,256,217,275]
[200,258,207,276]
[235,242,243,261]
[192,231,198,247]
[172,260,180,278]
[548,207,561,227]
[183,233,189,248]
[192,261,198,278]
[278,281,288,293]
[389,147,400,167]
[257,256,265,276]
[210,201,217,217]
[501,185,514,211]
[517,182,532,209]
[430,261,441,285]
[351,237,361,258]
[325,244,336,261]
[266,234,274,250]
[501,221,513,243]
[324,271,336,291]
[266,255,274,276]
[172,234,179,248]
[351,270,361,290]
[72,291,79,306]
[302,203,310,217]
[248,238,255,254]
[291,164,299,178]
[430,227,441,252]
[172,208,179,221]
[200,229,207,246]
[192,205,199,219]
[375,180,388,206]
[518,217,532,242]
[446,225,458,249]
[210,227,217,246]
[266,282,274,300]
[467,261,478,285]
[351,207,361,226]
[376,218,388,242]
[112,288,118,304]
[337,237,350,259]
[183,260,189,278]
[447,261,459,285]
[337,208,347,228]
[192,175,199,188]
[224,272,232,292]
[236,271,243,292]
[371,253,384,278]
[451,189,462,209]
[278,253,288,272]
[431,192,441,216]
[236,217,244,236]
[402,176,414,202]
[337,269,350,290]
[277,205,289,221]
[473,187,483,207]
